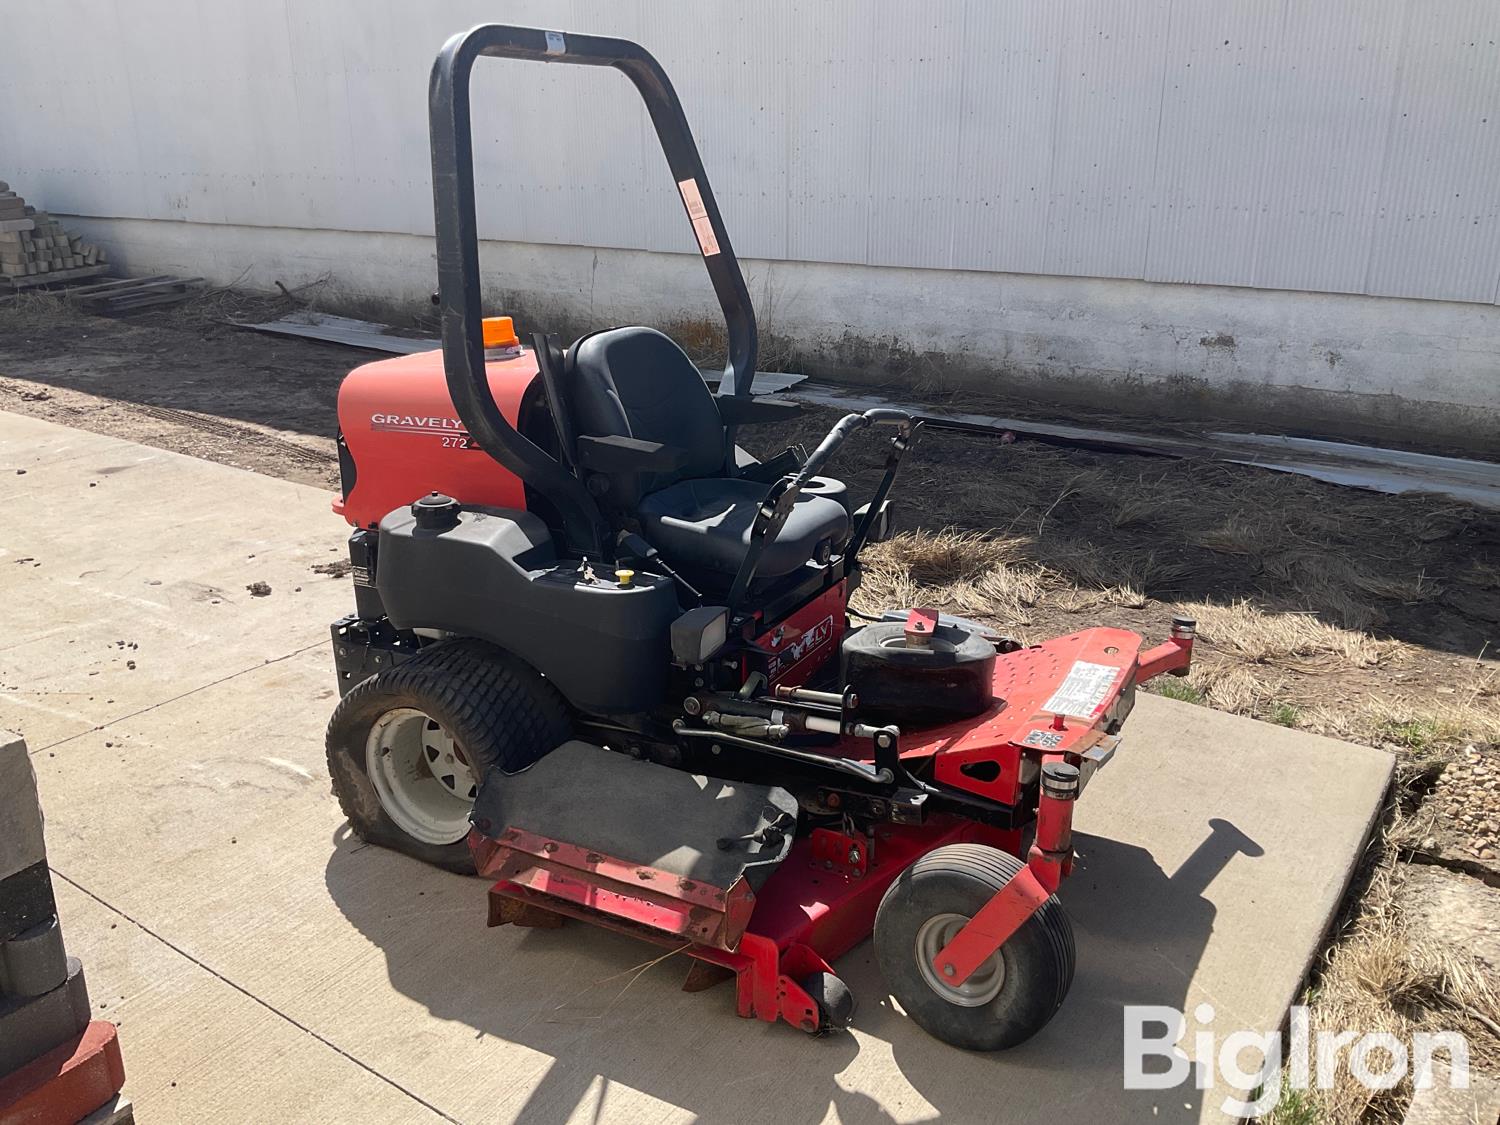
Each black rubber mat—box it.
[472,740,797,890]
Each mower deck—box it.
[478,816,1000,1033]
[469,628,1189,1035]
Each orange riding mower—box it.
[324,23,1194,1049]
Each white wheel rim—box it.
[365,708,477,846]
[915,912,1007,1007]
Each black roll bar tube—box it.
[429,25,761,556]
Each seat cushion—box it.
[637,477,851,579]
[568,327,726,503]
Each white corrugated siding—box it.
[2,0,1498,303]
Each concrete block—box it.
[0,733,44,884]
[0,859,56,945]
[0,1021,125,1125]
[1,916,67,998]
[0,958,89,1076]
[0,220,33,234]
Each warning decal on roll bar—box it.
[677,178,722,257]
[1042,660,1122,719]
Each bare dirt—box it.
[0,290,344,489]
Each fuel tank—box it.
[334,346,537,528]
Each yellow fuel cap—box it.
[482,316,519,349]
[614,568,636,587]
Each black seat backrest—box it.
[566,327,726,506]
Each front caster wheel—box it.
[801,972,855,1034]
[874,844,1075,1050]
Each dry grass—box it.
[1271,827,1500,1123]
[1189,660,1280,715]
[852,531,1046,626]
[851,522,1497,767]
[1192,513,1271,556]
[1305,662,1500,754]
[1463,558,1500,590]
[853,529,1166,632]
[1182,599,1406,669]
[0,290,70,330]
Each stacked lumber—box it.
[0,180,110,288]
[65,274,206,313]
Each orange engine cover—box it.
[334,347,537,528]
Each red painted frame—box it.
[473,617,1195,1037]
[477,815,1006,1034]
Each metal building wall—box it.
[2,0,1498,304]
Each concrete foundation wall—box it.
[69,216,1500,449]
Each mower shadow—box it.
[324,816,1259,1123]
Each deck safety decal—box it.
[1041,660,1121,718]
[677,179,722,257]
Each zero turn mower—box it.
[325,24,1194,1050]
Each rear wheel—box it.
[326,638,570,874]
[874,844,1074,1050]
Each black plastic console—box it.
[375,504,680,715]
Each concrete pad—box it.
[1,412,1395,1123]
[50,878,441,1122]
[0,413,347,749]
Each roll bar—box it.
[429,24,760,556]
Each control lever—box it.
[725,408,913,610]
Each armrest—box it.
[575,434,690,474]
[737,446,805,484]
[715,395,803,426]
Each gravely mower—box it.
[325,24,1195,1050]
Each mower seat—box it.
[638,477,849,579]
[567,326,850,580]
